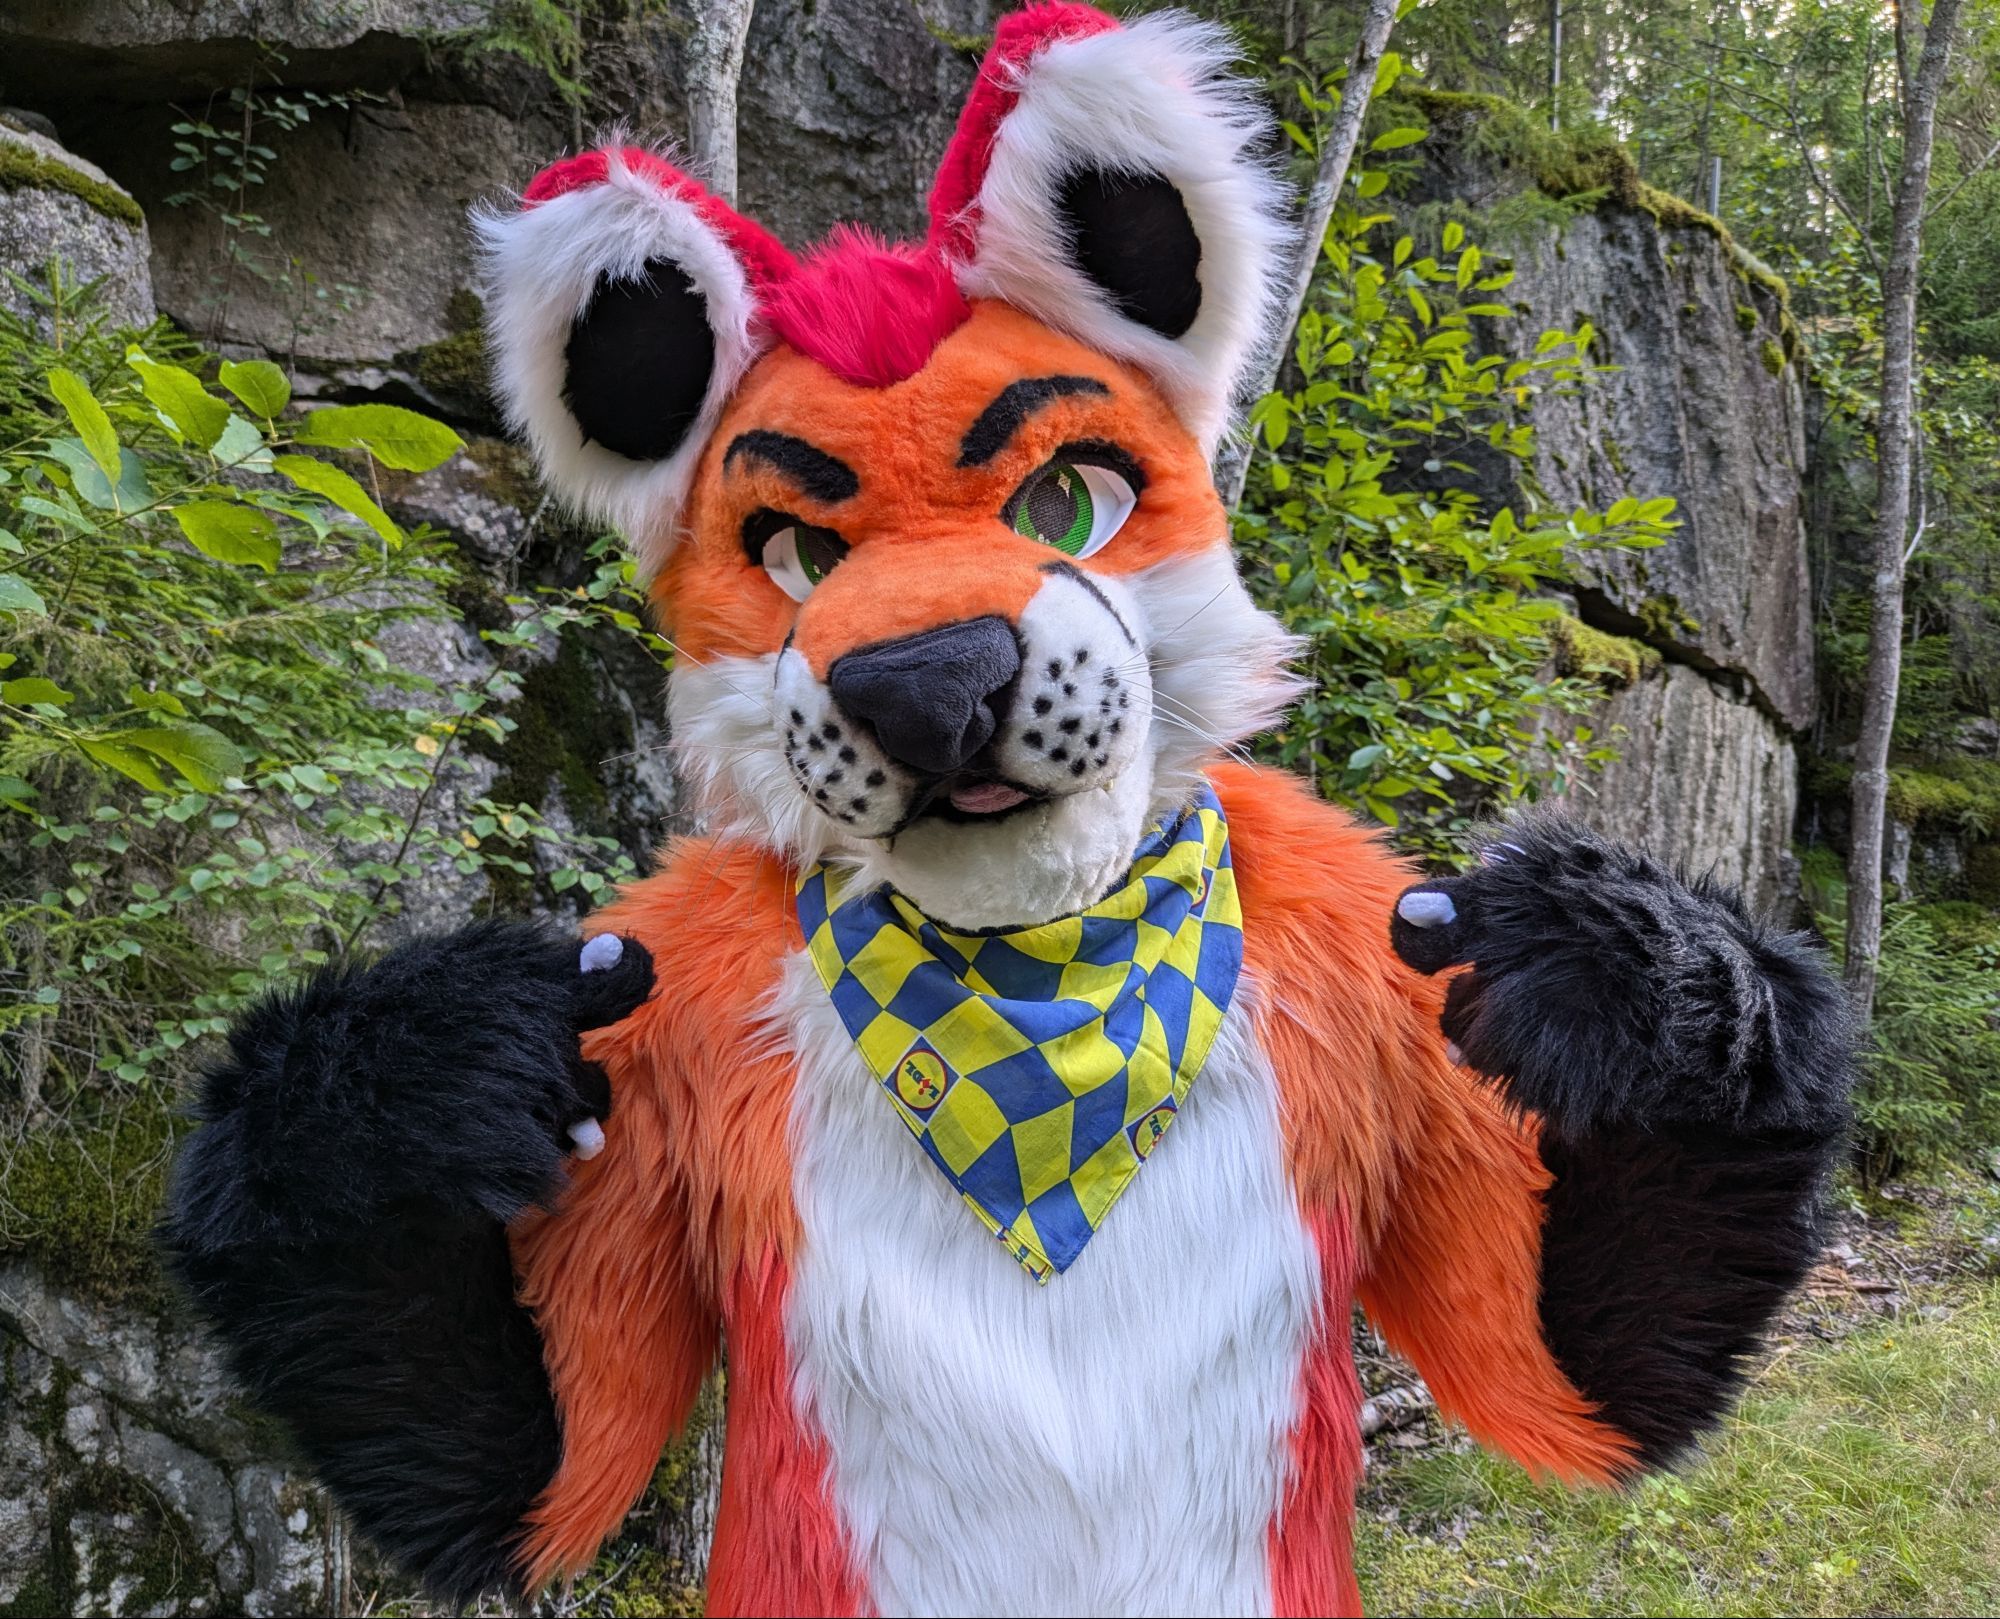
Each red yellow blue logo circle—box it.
[895,1048,949,1112]
[1132,1104,1176,1158]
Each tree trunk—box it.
[1215,0,1399,510]
[1844,0,1965,1014]
[685,0,758,203]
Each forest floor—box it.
[1353,1172,2000,1618]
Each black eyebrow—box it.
[724,430,859,504]
[957,376,1111,468]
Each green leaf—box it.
[3,677,73,707]
[127,685,189,716]
[273,454,403,547]
[44,439,153,513]
[0,774,36,805]
[127,351,231,449]
[0,574,47,616]
[212,411,273,473]
[79,737,168,790]
[122,723,247,791]
[218,357,291,419]
[296,404,464,472]
[1347,742,1388,771]
[1354,169,1390,198]
[47,366,122,480]
[175,501,281,572]
[1369,127,1427,152]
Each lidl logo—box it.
[1131,1102,1177,1159]
[895,1047,950,1112]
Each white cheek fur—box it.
[664,544,1300,929]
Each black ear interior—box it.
[1054,168,1202,340]
[562,258,716,462]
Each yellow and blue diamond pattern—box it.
[797,784,1243,1282]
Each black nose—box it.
[828,617,1021,776]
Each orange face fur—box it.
[655,301,1228,669]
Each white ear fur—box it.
[473,154,765,580]
[952,13,1290,452]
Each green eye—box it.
[761,522,850,601]
[1004,458,1138,559]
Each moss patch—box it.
[0,1089,179,1304]
[0,139,145,229]
[1634,591,1701,641]
[411,288,493,420]
[1884,757,2000,836]
[1761,337,1788,376]
[1547,611,1660,689]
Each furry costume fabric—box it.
[161,6,1855,1614]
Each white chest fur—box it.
[774,950,1319,1618]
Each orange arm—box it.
[1353,1041,1637,1485]
[509,1009,721,1590]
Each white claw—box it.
[579,934,623,974]
[1445,1041,1465,1066]
[1397,890,1457,928]
[568,1118,606,1159]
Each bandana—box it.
[795,784,1243,1281]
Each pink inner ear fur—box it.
[759,228,971,388]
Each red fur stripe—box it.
[707,1253,869,1618]
[925,2,1120,263]
[1270,1206,1366,1619]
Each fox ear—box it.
[927,5,1288,452]
[477,149,795,578]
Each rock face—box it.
[1503,210,1815,732]
[0,122,155,332]
[1405,108,1815,915]
[1576,663,1800,913]
[0,1262,332,1615]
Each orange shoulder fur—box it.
[510,836,806,1585]
[1212,761,1633,1485]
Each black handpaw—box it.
[168,920,656,1251]
[1389,814,1853,1139]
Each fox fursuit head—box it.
[162,6,1855,1617]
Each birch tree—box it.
[1217,0,1402,509]
[684,0,758,203]
[1845,0,1968,1014]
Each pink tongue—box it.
[949,782,1030,814]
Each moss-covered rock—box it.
[410,287,494,424]
[0,1089,179,1305]
[1547,611,1661,689]
[1884,758,2000,836]
[1386,86,1802,357]
[0,137,144,227]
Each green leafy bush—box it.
[1234,149,1676,856]
[0,271,658,1118]
[1807,870,2000,1181]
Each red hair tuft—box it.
[760,227,971,389]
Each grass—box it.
[1357,1282,2000,1616]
